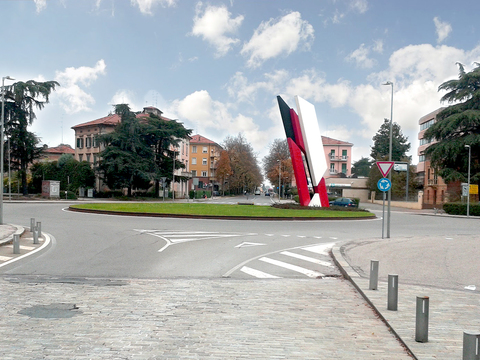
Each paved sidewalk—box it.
[333,234,480,360]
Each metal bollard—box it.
[387,274,398,311]
[369,260,379,290]
[13,234,20,254]
[30,218,36,232]
[415,296,429,342]
[33,230,39,245]
[36,222,41,235]
[463,332,480,360]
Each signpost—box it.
[376,161,394,239]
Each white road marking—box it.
[280,251,333,267]
[265,234,274,236]
[0,256,13,261]
[240,266,280,279]
[259,257,324,278]
[281,235,290,237]
[302,242,335,256]
[465,285,476,291]
[297,235,306,238]
[235,242,266,248]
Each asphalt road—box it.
[2,199,478,282]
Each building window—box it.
[93,137,98,148]
[93,155,98,165]
[76,138,84,149]
[192,157,197,165]
[330,150,335,160]
[192,170,197,176]
[419,155,425,162]
[342,149,347,160]
[342,163,347,173]
[202,171,207,177]
[86,154,91,163]
[79,154,83,162]
[330,163,335,173]
[202,146,208,153]
[192,146,197,153]
[86,137,92,148]
[202,158,207,165]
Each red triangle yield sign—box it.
[376,161,394,177]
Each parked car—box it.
[255,189,261,195]
[329,197,357,207]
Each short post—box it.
[415,296,429,342]
[30,218,35,232]
[369,260,379,290]
[33,230,39,245]
[13,234,20,254]
[463,331,480,360]
[387,274,398,311]
[36,221,41,235]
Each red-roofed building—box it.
[189,134,223,193]
[40,144,75,162]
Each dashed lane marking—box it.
[280,251,334,268]
[259,257,324,278]
[240,266,280,279]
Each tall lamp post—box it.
[383,81,393,238]
[465,144,471,217]
[1,76,14,225]
[277,159,281,202]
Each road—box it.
[2,198,478,281]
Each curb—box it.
[331,244,418,360]
[0,225,26,246]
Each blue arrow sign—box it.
[377,178,392,192]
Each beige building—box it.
[188,134,222,193]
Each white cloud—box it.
[109,90,139,109]
[241,11,314,68]
[55,60,107,114]
[33,0,47,13]
[434,17,452,43]
[346,43,377,68]
[373,39,384,54]
[130,0,177,15]
[350,0,368,14]
[191,2,244,57]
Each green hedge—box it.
[443,202,480,216]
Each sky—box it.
[2,0,480,166]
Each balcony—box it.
[329,155,349,162]
[427,179,438,186]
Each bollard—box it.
[415,296,429,342]
[30,218,36,232]
[33,230,39,245]
[13,234,20,254]
[369,260,379,290]
[463,332,480,360]
[387,274,398,311]
[36,222,41,235]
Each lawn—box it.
[70,202,375,219]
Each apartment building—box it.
[39,144,75,162]
[189,134,222,193]
[322,136,353,177]
[417,107,448,207]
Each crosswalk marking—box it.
[259,257,324,278]
[240,266,280,279]
[302,243,335,256]
[280,251,333,267]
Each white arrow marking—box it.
[235,242,266,248]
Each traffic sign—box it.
[377,178,392,192]
[376,161,395,177]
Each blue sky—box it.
[3,0,480,164]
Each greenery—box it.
[443,202,480,216]
[262,139,293,193]
[30,154,95,193]
[70,203,374,218]
[370,118,411,161]
[351,157,372,177]
[424,63,480,183]
[222,134,263,194]
[3,80,59,195]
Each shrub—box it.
[443,202,480,216]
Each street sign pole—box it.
[377,177,392,240]
[377,162,394,239]
[382,191,386,239]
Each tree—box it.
[367,160,419,200]
[424,63,480,183]
[262,139,292,191]
[222,134,263,194]
[3,80,59,194]
[215,150,232,195]
[351,157,372,177]
[370,119,410,161]
[96,104,154,196]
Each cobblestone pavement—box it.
[0,276,413,359]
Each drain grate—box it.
[18,303,82,319]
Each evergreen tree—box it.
[351,157,372,177]
[370,119,410,161]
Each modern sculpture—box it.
[277,95,329,207]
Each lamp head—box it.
[383,81,393,86]
[465,144,471,149]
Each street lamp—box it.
[383,81,393,238]
[465,144,471,217]
[277,159,281,202]
[1,76,14,225]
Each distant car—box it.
[329,197,357,207]
[255,189,261,195]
